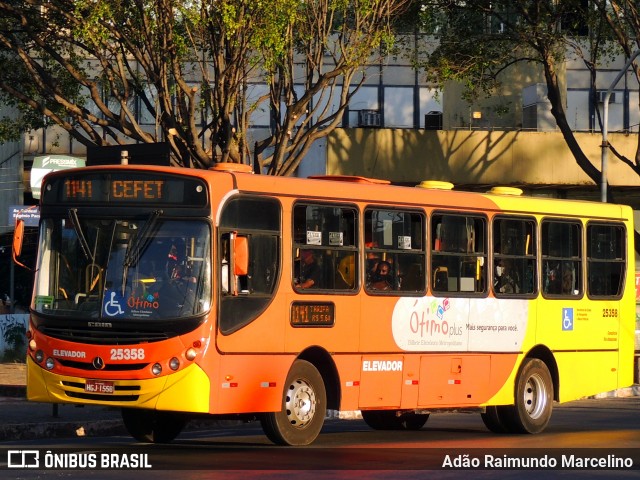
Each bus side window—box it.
[541,220,582,297]
[493,217,537,297]
[365,208,425,294]
[587,223,625,297]
[431,213,486,294]
[293,203,358,293]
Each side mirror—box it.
[227,232,249,296]
[12,219,24,260]
[233,236,249,276]
[12,219,31,271]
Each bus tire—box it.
[503,358,554,434]
[480,406,510,433]
[121,408,186,443]
[260,359,327,446]
[361,410,429,431]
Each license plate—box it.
[85,379,114,394]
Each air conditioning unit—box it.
[425,111,443,130]
[597,91,616,104]
[358,110,381,127]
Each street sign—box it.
[9,205,40,227]
[30,155,85,199]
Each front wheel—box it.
[260,359,327,446]
[502,358,554,434]
[121,408,187,443]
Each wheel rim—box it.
[523,372,548,419]
[285,378,316,428]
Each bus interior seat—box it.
[336,254,355,289]
[433,266,448,291]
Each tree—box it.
[0,0,409,173]
[415,1,640,202]
[592,0,640,173]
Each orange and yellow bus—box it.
[15,162,635,445]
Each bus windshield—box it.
[33,214,211,320]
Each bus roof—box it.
[42,164,631,220]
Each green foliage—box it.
[412,0,625,103]
[0,116,45,143]
[0,0,410,173]
[1,319,26,363]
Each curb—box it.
[0,420,126,442]
[592,385,640,398]
[0,384,25,398]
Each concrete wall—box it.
[326,128,640,190]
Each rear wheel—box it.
[361,410,429,431]
[260,359,326,446]
[121,408,187,443]
[501,358,554,434]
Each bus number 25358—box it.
[110,348,145,361]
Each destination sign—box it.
[64,179,165,201]
[42,172,208,207]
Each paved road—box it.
[0,396,638,480]
[0,360,638,443]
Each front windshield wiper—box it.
[121,210,163,294]
[123,210,163,268]
[68,208,94,263]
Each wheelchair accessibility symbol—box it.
[103,290,126,317]
[562,308,574,331]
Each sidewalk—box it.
[0,363,27,395]
[0,363,125,442]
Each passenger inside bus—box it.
[296,249,322,289]
[561,263,576,294]
[166,244,179,278]
[158,242,197,314]
[368,260,394,291]
[365,242,380,283]
[159,262,197,314]
[495,259,520,294]
[544,263,562,294]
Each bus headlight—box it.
[169,357,180,371]
[45,357,55,370]
[29,339,37,351]
[185,348,197,361]
[152,363,162,376]
[35,350,44,363]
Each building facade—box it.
[3,38,640,204]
